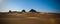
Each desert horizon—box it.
[0,0,60,24]
[0,9,60,24]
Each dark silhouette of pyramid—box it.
[21,9,26,12]
[9,10,11,12]
[29,9,37,12]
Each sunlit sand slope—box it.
[0,12,60,24]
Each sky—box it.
[0,0,60,13]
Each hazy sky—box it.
[0,0,60,13]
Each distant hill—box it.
[0,12,60,18]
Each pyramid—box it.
[29,9,37,12]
